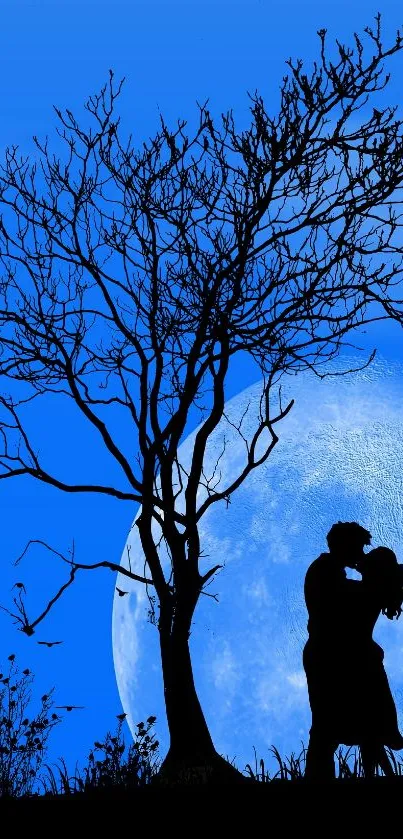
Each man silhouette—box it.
[303,521,372,780]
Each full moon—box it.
[112,355,403,773]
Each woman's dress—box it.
[303,570,403,748]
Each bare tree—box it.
[0,15,403,783]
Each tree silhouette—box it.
[0,14,403,783]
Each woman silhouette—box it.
[352,547,403,777]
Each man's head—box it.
[326,521,372,568]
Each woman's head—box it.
[361,547,403,620]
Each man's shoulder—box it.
[306,553,330,575]
[310,553,329,566]
[304,553,344,585]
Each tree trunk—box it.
[152,595,253,786]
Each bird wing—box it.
[56,705,84,710]
[38,640,62,645]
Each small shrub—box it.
[43,715,161,795]
[0,656,60,797]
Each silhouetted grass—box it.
[34,740,403,794]
[41,716,161,797]
[3,655,403,797]
[244,743,403,782]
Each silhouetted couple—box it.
[303,521,403,780]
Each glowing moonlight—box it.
[112,356,403,772]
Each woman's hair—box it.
[361,547,403,620]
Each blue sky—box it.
[0,0,403,777]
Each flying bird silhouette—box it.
[55,705,85,712]
[37,641,63,647]
[116,588,128,597]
